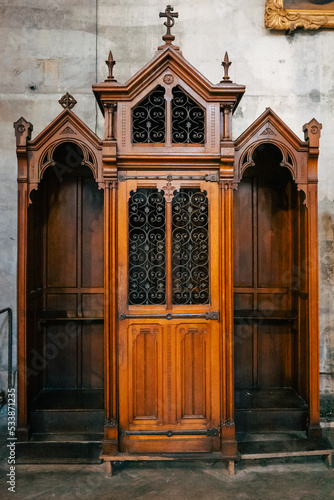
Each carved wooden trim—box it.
[37,139,98,186]
[60,126,76,135]
[156,180,180,202]
[239,140,297,180]
[234,109,313,199]
[93,47,245,111]
[118,173,219,183]
[265,0,334,31]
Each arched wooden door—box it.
[117,176,221,453]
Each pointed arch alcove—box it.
[233,109,322,440]
[14,101,105,446]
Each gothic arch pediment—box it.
[14,101,104,201]
[93,46,246,158]
[93,46,245,111]
[234,108,315,194]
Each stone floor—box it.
[0,404,333,500]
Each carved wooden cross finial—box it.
[221,52,232,83]
[105,51,117,82]
[159,5,179,45]
[58,92,77,109]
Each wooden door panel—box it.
[118,179,220,453]
[128,324,162,422]
[257,325,292,387]
[177,324,210,421]
[46,293,77,311]
[257,178,293,288]
[234,323,253,388]
[234,293,254,310]
[44,323,78,389]
[46,176,78,288]
[81,322,104,389]
[257,293,290,312]
[81,293,104,317]
[82,177,104,288]
[233,177,253,287]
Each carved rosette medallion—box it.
[163,73,174,85]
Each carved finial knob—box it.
[303,118,322,149]
[221,52,232,83]
[13,117,33,147]
[105,51,117,82]
[58,93,77,109]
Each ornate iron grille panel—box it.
[128,188,166,305]
[172,188,209,304]
[172,86,205,144]
[132,86,166,143]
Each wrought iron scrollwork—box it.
[128,188,166,305]
[132,86,166,143]
[172,86,205,144]
[172,189,209,304]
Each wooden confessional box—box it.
[15,35,326,467]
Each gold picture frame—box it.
[265,0,334,30]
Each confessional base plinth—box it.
[101,435,333,477]
[100,452,238,476]
[237,434,333,469]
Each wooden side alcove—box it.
[233,109,333,462]
[14,106,106,460]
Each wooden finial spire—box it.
[221,52,232,83]
[159,5,179,47]
[105,51,117,82]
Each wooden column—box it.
[220,180,237,456]
[303,119,322,438]
[103,179,119,454]
[307,183,321,437]
[14,118,33,441]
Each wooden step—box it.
[237,436,333,467]
[16,434,103,464]
[30,389,104,433]
[235,388,308,433]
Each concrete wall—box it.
[0,0,333,418]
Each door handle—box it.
[119,312,219,321]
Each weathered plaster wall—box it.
[0,0,333,417]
